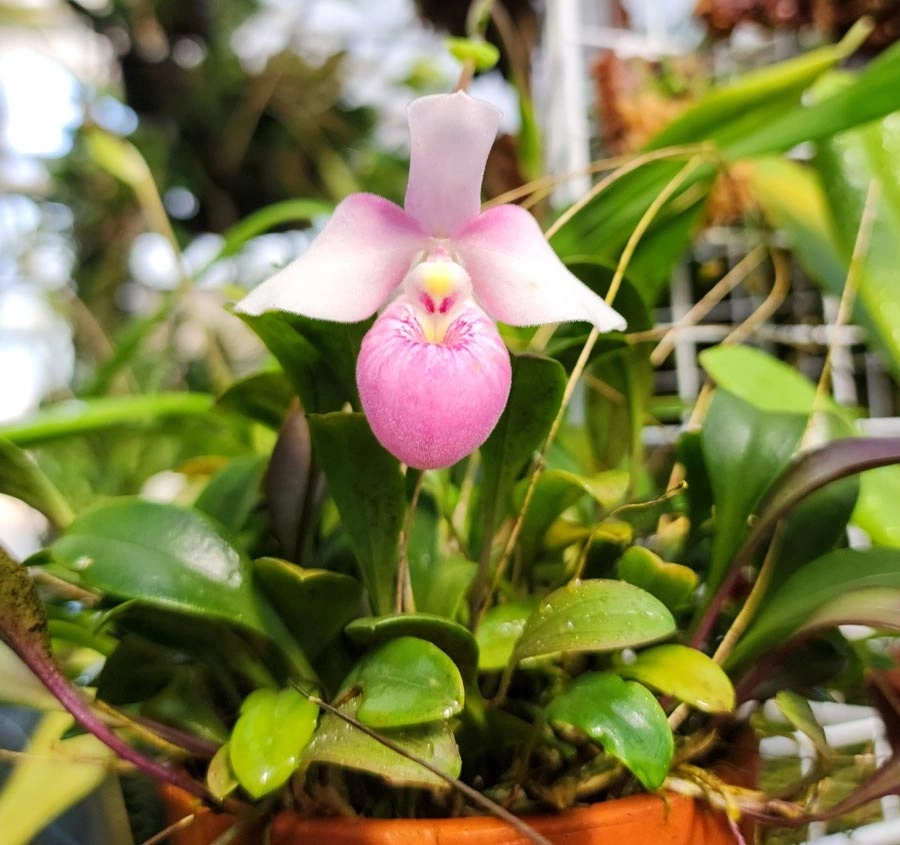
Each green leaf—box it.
[229,687,319,799]
[142,668,230,744]
[255,558,363,662]
[514,580,676,661]
[699,345,818,414]
[476,356,565,557]
[446,37,500,72]
[731,548,900,667]
[617,547,698,613]
[616,644,735,713]
[799,587,900,637]
[345,614,478,685]
[50,498,315,679]
[341,637,464,728]
[0,712,116,845]
[699,344,900,548]
[308,413,404,614]
[0,393,216,447]
[775,691,830,758]
[546,672,673,790]
[239,312,369,414]
[207,743,239,802]
[475,600,538,671]
[0,437,73,527]
[514,469,629,564]
[701,389,808,590]
[216,371,295,429]
[301,710,460,790]
[410,555,477,621]
[193,454,266,534]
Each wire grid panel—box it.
[760,700,897,845]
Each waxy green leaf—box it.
[50,498,315,679]
[239,312,369,414]
[256,559,363,662]
[617,546,698,613]
[229,687,319,799]
[617,644,735,713]
[193,454,266,534]
[302,710,460,790]
[344,637,464,728]
[345,617,477,689]
[477,356,565,558]
[701,388,808,590]
[514,579,675,661]
[216,370,295,429]
[308,413,404,615]
[475,600,538,672]
[546,672,673,790]
[775,691,830,758]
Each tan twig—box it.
[650,244,767,366]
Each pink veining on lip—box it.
[236,90,626,469]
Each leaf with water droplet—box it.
[344,637,465,728]
[475,600,539,671]
[514,579,675,662]
[546,671,673,790]
[229,687,319,799]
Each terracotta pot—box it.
[161,784,745,845]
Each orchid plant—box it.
[4,22,900,845]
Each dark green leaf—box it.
[701,389,808,590]
[476,356,565,558]
[239,312,369,414]
[616,644,734,713]
[345,614,478,685]
[410,555,477,621]
[51,499,315,679]
[141,668,229,744]
[193,454,266,534]
[546,672,673,790]
[216,371,295,429]
[254,558,363,662]
[775,691,830,758]
[308,413,404,615]
[514,579,675,661]
[731,548,900,667]
[229,687,318,798]
[0,437,73,527]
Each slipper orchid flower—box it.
[237,91,625,469]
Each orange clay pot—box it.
[162,730,758,845]
[161,785,747,845]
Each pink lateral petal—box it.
[356,297,511,470]
[235,194,426,322]
[453,205,627,331]
[404,92,501,238]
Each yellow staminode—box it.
[421,263,455,300]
